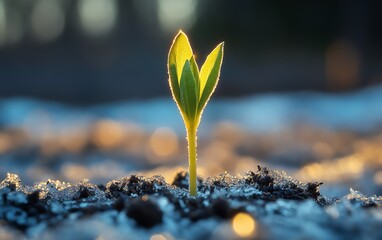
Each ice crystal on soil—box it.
[347,188,382,207]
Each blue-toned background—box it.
[0,0,382,200]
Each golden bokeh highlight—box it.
[296,133,382,183]
[123,123,146,155]
[297,154,365,182]
[374,171,382,185]
[40,133,61,156]
[92,120,125,149]
[232,212,256,238]
[234,156,260,175]
[0,133,12,153]
[150,235,166,240]
[150,233,173,240]
[146,127,179,163]
[61,164,91,182]
[59,130,88,153]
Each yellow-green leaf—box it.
[198,42,224,113]
[168,30,193,85]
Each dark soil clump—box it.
[126,197,163,228]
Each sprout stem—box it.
[186,124,197,196]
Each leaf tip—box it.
[218,42,225,51]
[176,29,187,38]
[172,30,187,44]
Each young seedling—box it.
[167,30,224,196]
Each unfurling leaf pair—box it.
[168,31,224,129]
[167,30,224,196]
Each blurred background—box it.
[1,0,382,198]
[0,0,382,102]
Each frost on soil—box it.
[0,167,381,240]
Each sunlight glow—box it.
[157,0,198,33]
[78,0,117,37]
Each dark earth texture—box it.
[0,166,381,240]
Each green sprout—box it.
[167,30,224,196]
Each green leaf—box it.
[168,64,181,109]
[189,55,200,100]
[180,60,198,120]
[168,30,193,85]
[198,42,224,114]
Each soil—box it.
[0,166,381,240]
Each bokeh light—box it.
[146,127,179,163]
[30,0,65,42]
[150,233,173,240]
[232,212,256,238]
[297,154,365,182]
[0,133,12,153]
[77,0,118,37]
[0,0,6,46]
[91,120,125,150]
[61,164,91,182]
[59,129,88,153]
[123,123,146,155]
[157,0,198,33]
[40,132,61,156]
[374,171,382,185]
[0,1,23,46]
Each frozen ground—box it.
[1,167,381,240]
[0,85,382,239]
